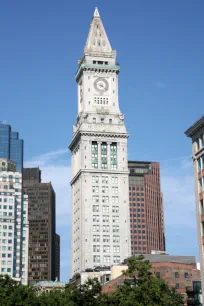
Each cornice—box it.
[75,63,120,82]
[70,168,129,186]
[69,130,129,151]
[185,116,204,138]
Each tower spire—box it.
[93,7,100,17]
[84,8,112,54]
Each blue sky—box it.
[0,0,203,281]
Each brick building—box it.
[128,161,165,255]
[102,255,202,305]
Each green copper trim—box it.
[75,63,120,80]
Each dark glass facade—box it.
[23,168,59,284]
[0,122,23,172]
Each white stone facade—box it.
[69,8,131,276]
[185,117,204,304]
[0,159,29,284]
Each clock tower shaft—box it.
[69,8,131,277]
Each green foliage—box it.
[0,274,37,306]
[111,255,184,306]
[0,258,184,306]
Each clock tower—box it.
[69,8,131,277]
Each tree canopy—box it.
[0,256,184,306]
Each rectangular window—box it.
[202,155,204,170]
[113,256,120,263]
[101,143,107,169]
[102,196,109,203]
[175,283,179,289]
[202,134,204,147]
[110,143,117,170]
[103,235,110,243]
[113,225,119,232]
[199,178,203,191]
[112,196,119,203]
[93,205,99,212]
[93,255,100,263]
[93,245,100,252]
[112,206,119,213]
[93,225,100,232]
[103,225,110,232]
[113,235,120,243]
[103,215,109,222]
[156,272,160,279]
[102,205,109,213]
[103,245,110,253]
[198,158,201,172]
[92,186,99,193]
[92,142,98,168]
[92,176,99,184]
[113,246,120,253]
[112,177,118,184]
[184,273,188,278]
[92,195,99,203]
[112,187,118,194]
[175,272,179,278]
[93,215,100,222]
[200,200,204,214]
[102,176,108,184]
[112,216,119,223]
[104,255,110,263]
[102,186,108,193]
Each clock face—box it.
[94,77,109,93]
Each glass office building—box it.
[0,122,23,172]
[0,158,29,284]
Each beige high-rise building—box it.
[69,8,131,277]
[185,115,204,304]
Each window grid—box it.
[94,96,109,105]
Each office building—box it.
[0,158,29,284]
[23,167,59,284]
[55,233,60,281]
[0,122,23,172]
[69,8,131,276]
[128,161,165,255]
[185,115,204,304]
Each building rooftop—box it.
[34,281,68,287]
[124,254,196,265]
[185,116,204,138]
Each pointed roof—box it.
[94,7,100,17]
[84,8,112,54]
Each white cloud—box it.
[161,156,196,228]
[160,157,197,257]
[161,171,195,228]
[25,149,71,224]
[25,149,68,168]
[155,81,168,89]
